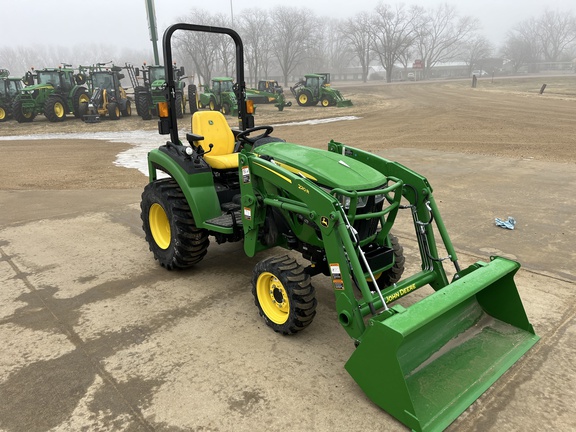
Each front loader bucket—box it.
[345,256,538,432]
[336,99,353,107]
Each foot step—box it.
[206,211,242,228]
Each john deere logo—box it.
[321,216,329,227]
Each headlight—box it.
[339,194,368,209]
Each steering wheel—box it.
[236,125,274,146]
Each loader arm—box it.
[239,150,411,341]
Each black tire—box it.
[78,101,89,118]
[252,255,317,335]
[121,100,132,117]
[134,86,147,116]
[296,89,312,107]
[136,92,152,120]
[108,102,120,120]
[12,99,36,123]
[368,234,405,290]
[222,102,230,115]
[140,179,209,269]
[44,95,67,122]
[208,97,218,111]
[175,93,183,118]
[320,96,332,107]
[72,87,89,118]
[0,105,7,122]
[188,84,198,114]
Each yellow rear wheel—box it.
[149,203,171,250]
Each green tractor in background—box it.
[196,77,238,116]
[142,23,538,432]
[134,63,187,120]
[12,65,90,122]
[80,63,132,123]
[0,69,23,122]
[290,73,352,107]
[246,79,292,111]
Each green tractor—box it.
[80,64,132,123]
[246,79,292,111]
[196,77,238,116]
[0,69,23,122]
[290,73,352,107]
[12,65,90,123]
[142,23,538,432]
[134,63,187,120]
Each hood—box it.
[256,142,386,190]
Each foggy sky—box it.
[0,0,574,52]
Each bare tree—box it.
[174,10,220,86]
[414,4,479,79]
[537,9,576,61]
[341,12,374,82]
[238,9,272,86]
[461,36,493,74]
[371,4,420,83]
[501,18,542,73]
[270,6,317,86]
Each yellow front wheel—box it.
[252,255,316,335]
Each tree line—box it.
[1,4,574,86]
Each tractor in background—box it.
[141,23,538,432]
[134,63,187,120]
[80,63,132,122]
[196,77,238,116]
[0,69,23,122]
[246,79,291,111]
[290,73,352,107]
[11,65,90,122]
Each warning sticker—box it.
[242,166,251,183]
[333,279,344,290]
[244,207,252,220]
[330,263,341,280]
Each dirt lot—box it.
[1,76,575,431]
[1,76,575,191]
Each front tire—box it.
[12,99,36,123]
[140,179,209,269]
[252,255,317,335]
[108,102,120,120]
[367,234,405,291]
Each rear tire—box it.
[72,88,89,118]
[252,255,317,335]
[121,100,132,117]
[209,97,218,111]
[140,179,209,269]
[296,90,311,107]
[175,93,183,118]
[44,95,67,122]
[188,84,198,113]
